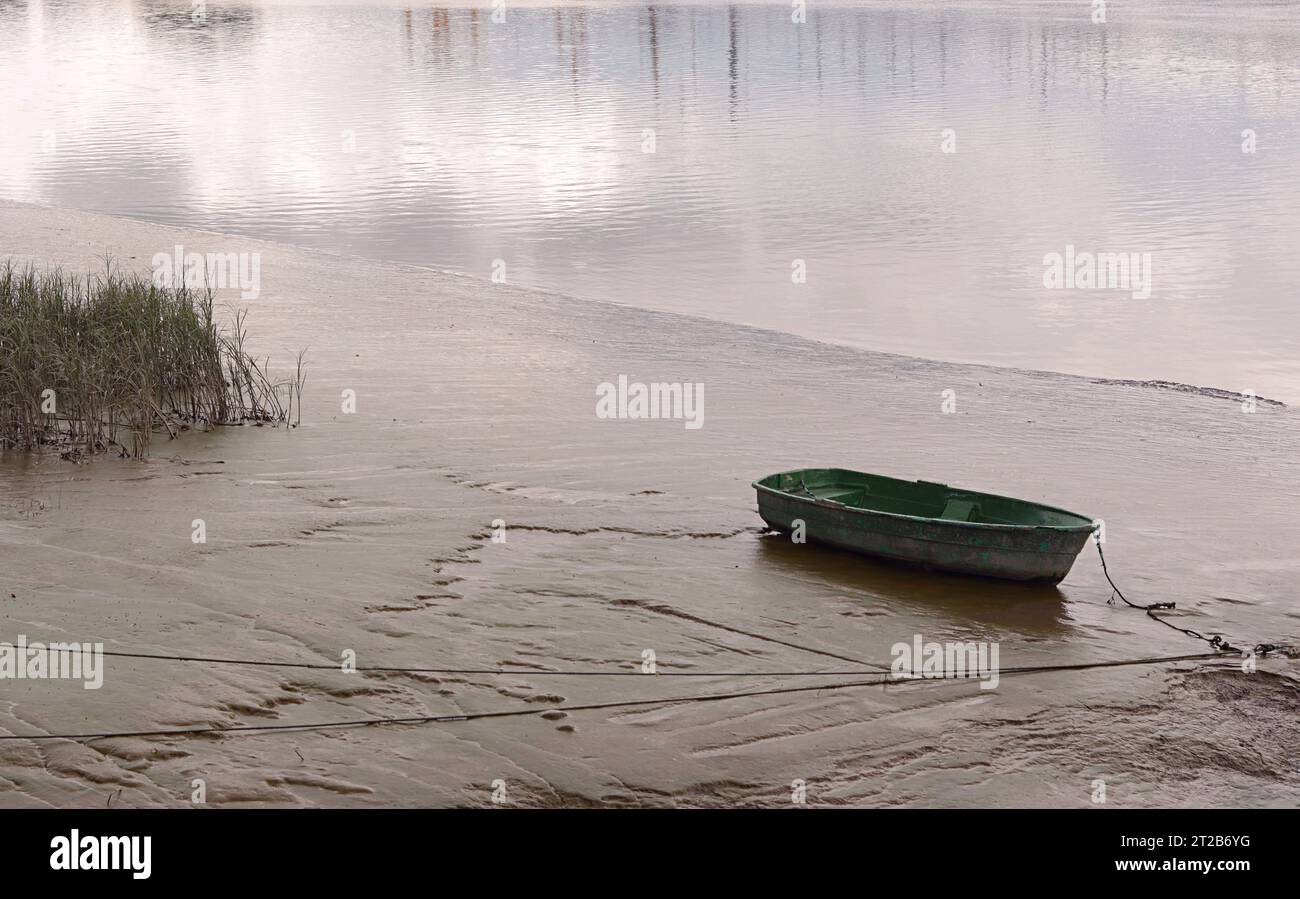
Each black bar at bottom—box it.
[0,808,1286,885]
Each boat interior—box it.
[756,468,1094,528]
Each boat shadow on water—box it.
[752,531,1073,639]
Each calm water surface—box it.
[2,0,1298,398]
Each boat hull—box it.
[754,470,1095,584]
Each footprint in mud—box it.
[541,710,567,721]
[556,724,576,733]
[497,687,567,704]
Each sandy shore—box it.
[0,199,1297,807]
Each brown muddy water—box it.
[0,202,1297,807]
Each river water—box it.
[1,0,1298,399]
[0,1,1297,807]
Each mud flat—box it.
[0,199,1296,808]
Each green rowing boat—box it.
[753,468,1097,584]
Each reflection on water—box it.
[2,0,1299,398]
[753,533,1070,640]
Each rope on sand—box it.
[0,651,1235,744]
[1094,541,1284,657]
[2,544,1290,745]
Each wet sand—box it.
[0,199,1297,807]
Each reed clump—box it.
[0,261,304,459]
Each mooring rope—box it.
[13,645,1217,680]
[1094,540,1280,657]
[0,651,1232,744]
[1,544,1290,745]
[95,649,886,677]
[91,631,883,675]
